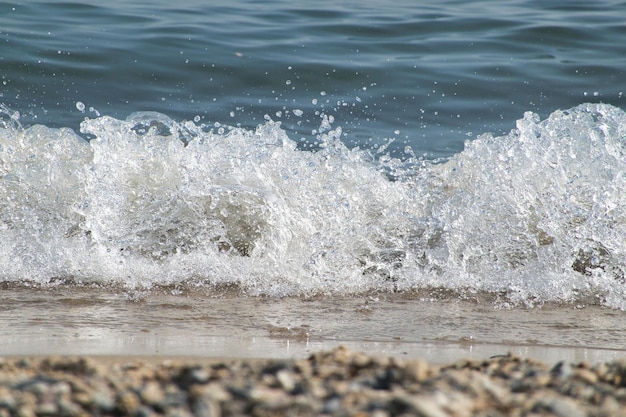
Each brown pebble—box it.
[118,391,140,414]
[404,358,432,382]
[573,368,598,385]
[140,381,164,406]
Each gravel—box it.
[1,346,626,416]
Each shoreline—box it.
[4,287,626,367]
[3,287,626,414]
[3,330,626,367]
[1,346,625,416]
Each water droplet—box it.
[75,101,85,112]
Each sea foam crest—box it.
[409,103,626,306]
[0,103,625,306]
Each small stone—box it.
[594,363,609,380]
[34,402,58,416]
[17,392,37,408]
[330,345,351,365]
[475,373,508,403]
[57,399,85,417]
[351,351,372,368]
[162,383,186,408]
[404,359,431,382]
[16,359,31,369]
[163,406,193,417]
[136,406,156,417]
[573,368,598,385]
[118,391,140,414]
[23,381,48,396]
[190,368,210,384]
[71,392,92,407]
[533,371,552,387]
[91,388,115,411]
[50,381,71,397]
[16,406,36,417]
[532,397,586,417]
[249,386,289,408]
[276,370,296,392]
[140,381,164,406]
[191,398,221,417]
[294,359,312,377]
[322,397,342,414]
[0,386,15,409]
[190,383,231,403]
[401,394,448,417]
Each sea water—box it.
[1,102,625,306]
[1,0,626,360]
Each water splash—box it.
[406,103,626,306]
[1,103,625,307]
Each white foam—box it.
[1,103,625,307]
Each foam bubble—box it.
[0,103,625,307]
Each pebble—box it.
[1,347,626,416]
[140,381,164,406]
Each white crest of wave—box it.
[0,103,625,307]
[410,103,626,306]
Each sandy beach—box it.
[2,346,626,416]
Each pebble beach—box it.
[2,346,626,417]
[3,4,626,417]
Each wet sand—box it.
[2,286,626,365]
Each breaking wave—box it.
[1,103,625,307]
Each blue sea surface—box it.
[1,0,626,307]
[2,0,624,156]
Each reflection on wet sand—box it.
[1,286,625,364]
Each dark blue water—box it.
[1,1,626,307]
[2,0,625,157]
